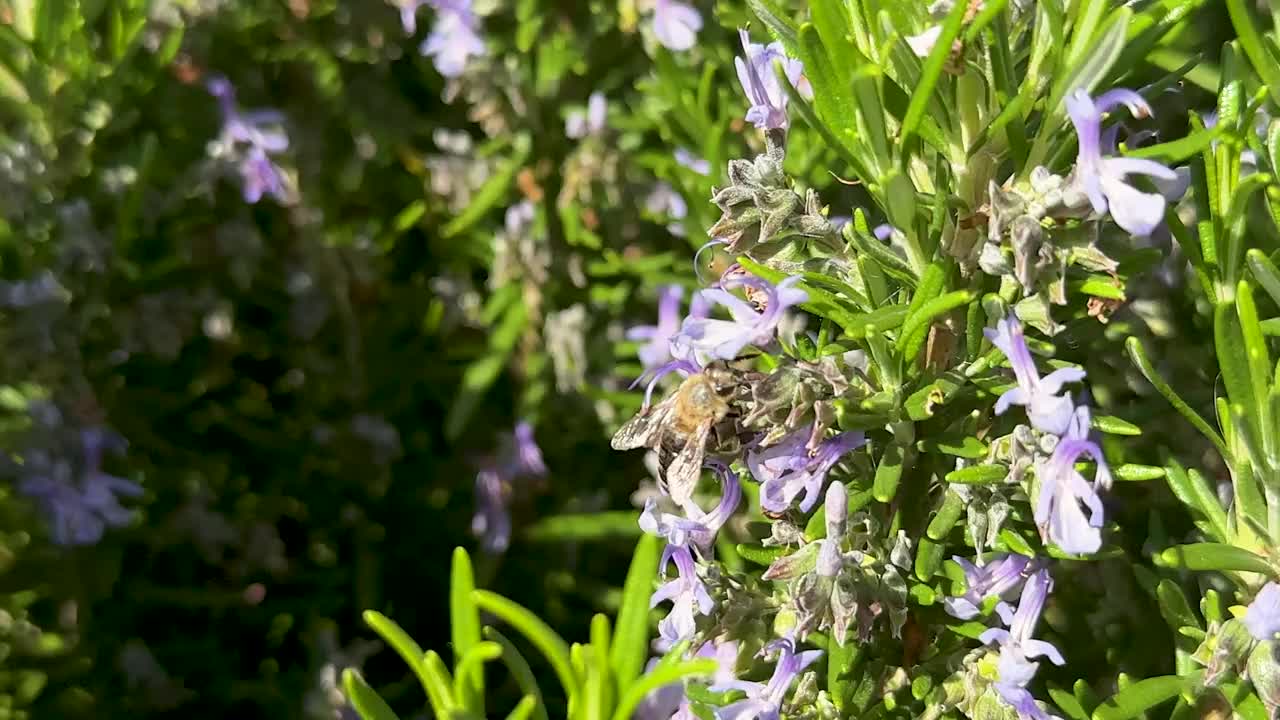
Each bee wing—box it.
[611,401,671,451]
[663,421,710,506]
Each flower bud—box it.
[817,540,843,578]
[773,607,799,638]
[825,481,847,539]
[1197,619,1255,685]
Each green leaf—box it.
[611,533,660,693]
[1156,580,1203,634]
[736,543,789,566]
[746,0,799,54]
[1125,126,1221,163]
[843,304,913,339]
[1236,281,1274,453]
[342,669,401,720]
[900,0,967,148]
[796,23,864,170]
[1247,249,1280,308]
[1158,543,1275,576]
[896,291,975,358]
[873,440,908,503]
[505,696,540,720]
[450,548,484,712]
[1092,415,1141,436]
[1064,0,1110,69]
[1058,7,1131,112]
[473,590,578,701]
[927,489,967,541]
[421,651,458,714]
[781,69,873,179]
[441,134,531,238]
[1225,0,1280,106]
[1031,8,1131,166]
[1112,464,1165,482]
[362,611,434,700]
[485,628,548,720]
[452,644,502,706]
[811,0,888,165]
[1049,683,1091,720]
[914,537,945,581]
[610,659,717,720]
[1126,337,1229,461]
[917,434,988,459]
[1216,299,1257,412]
[827,639,860,711]
[1092,674,1196,720]
[585,614,613,720]
[845,221,917,286]
[1163,461,1231,543]
[945,465,1008,484]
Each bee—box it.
[611,362,751,504]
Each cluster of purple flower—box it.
[207,76,291,205]
[12,404,142,547]
[398,0,486,78]
[470,421,548,554]
[986,313,1112,555]
[622,33,876,719]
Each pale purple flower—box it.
[628,285,687,369]
[207,76,291,204]
[675,273,807,362]
[471,468,512,553]
[980,569,1065,720]
[634,657,685,720]
[636,641,740,720]
[471,420,547,553]
[675,147,711,175]
[393,0,430,34]
[1245,583,1280,641]
[647,182,689,220]
[19,428,142,546]
[421,0,485,78]
[1034,405,1111,555]
[748,424,866,514]
[710,637,823,720]
[512,421,547,476]
[505,200,536,236]
[944,554,1035,620]
[814,481,849,577]
[734,29,810,130]
[566,92,607,139]
[240,145,288,204]
[640,461,741,553]
[652,0,702,51]
[1067,88,1180,237]
[0,270,65,308]
[985,313,1084,436]
[651,544,715,646]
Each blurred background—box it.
[0,0,1250,718]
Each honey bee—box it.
[611,362,752,504]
